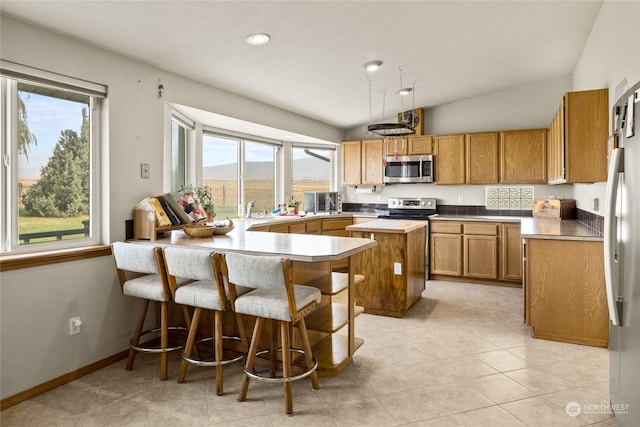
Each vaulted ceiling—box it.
[1,1,603,137]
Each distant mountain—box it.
[204,157,330,180]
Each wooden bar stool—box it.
[163,247,248,395]
[224,252,321,414]
[111,241,191,380]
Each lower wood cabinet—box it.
[430,220,521,285]
[524,238,608,347]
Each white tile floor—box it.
[1,281,616,426]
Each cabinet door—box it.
[384,136,408,156]
[341,140,362,186]
[463,235,498,279]
[434,134,465,184]
[500,129,547,184]
[430,233,463,276]
[500,223,522,282]
[361,139,384,185]
[408,135,433,155]
[466,132,499,184]
[565,89,608,183]
[547,103,566,184]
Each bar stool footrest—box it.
[130,326,188,353]
[243,348,318,383]
[182,335,245,367]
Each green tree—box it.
[22,108,89,217]
[18,92,38,159]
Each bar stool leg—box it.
[239,317,264,402]
[178,307,201,383]
[127,299,150,371]
[297,318,319,390]
[160,301,169,380]
[269,319,278,378]
[214,310,224,396]
[281,321,293,414]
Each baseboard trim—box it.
[1,349,129,410]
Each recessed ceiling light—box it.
[245,33,271,46]
[364,60,383,72]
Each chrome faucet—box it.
[246,200,255,218]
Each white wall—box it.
[0,14,343,400]
[572,0,640,215]
[343,75,574,205]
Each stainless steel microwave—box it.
[303,191,342,213]
[384,155,434,183]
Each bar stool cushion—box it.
[174,280,223,311]
[235,286,320,321]
[122,274,171,301]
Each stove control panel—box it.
[388,197,437,210]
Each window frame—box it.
[0,61,105,255]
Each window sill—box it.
[0,245,112,272]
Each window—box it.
[202,134,239,218]
[1,62,104,253]
[244,141,275,215]
[291,146,332,202]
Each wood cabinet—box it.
[384,136,408,156]
[430,221,463,276]
[349,224,426,317]
[361,139,384,185]
[340,140,362,186]
[430,219,521,286]
[466,132,499,184]
[524,238,608,347]
[500,129,547,184]
[547,88,609,184]
[434,134,465,184]
[500,223,522,282]
[408,135,434,155]
[340,139,384,186]
[463,222,499,279]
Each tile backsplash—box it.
[486,186,533,210]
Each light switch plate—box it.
[141,163,150,179]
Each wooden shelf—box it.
[304,272,365,295]
[298,334,364,377]
[305,303,364,333]
[133,209,182,241]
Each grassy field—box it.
[204,179,329,217]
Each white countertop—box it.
[151,226,377,262]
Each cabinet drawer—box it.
[463,223,499,235]
[322,218,353,231]
[288,222,306,234]
[430,222,462,234]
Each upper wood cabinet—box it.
[340,140,362,186]
[500,129,547,184]
[547,88,608,184]
[340,139,384,186]
[408,135,434,155]
[434,134,465,184]
[465,132,499,184]
[384,136,408,157]
[361,139,384,185]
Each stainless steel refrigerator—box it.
[605,80,640,427]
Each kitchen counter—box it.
[520,218,602,241]
[345,219,427,234]
[429,214,523,223]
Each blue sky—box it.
[18,91,86,179]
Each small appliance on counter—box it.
[532,199,576,219]
[303,191,341,214]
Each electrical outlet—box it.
[458,195,464,203]
[394,262,402,275]
[69,317,82,335]
[141,163,150,179]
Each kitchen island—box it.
[346,220,427,317]
[149,227,376,376]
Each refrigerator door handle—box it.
[605,147,623,326]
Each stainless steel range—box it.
[378,197,437,279]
